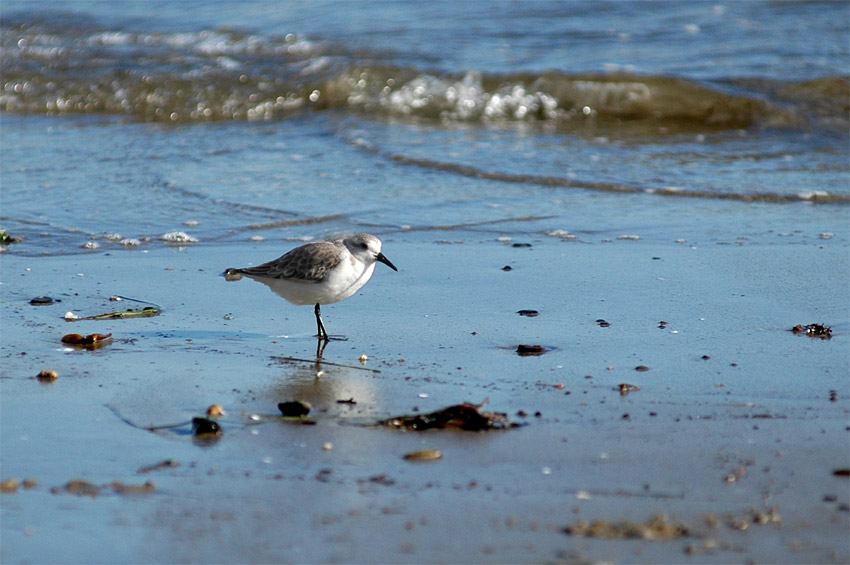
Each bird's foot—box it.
[316,334,347,342]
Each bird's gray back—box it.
[237,241,343,282]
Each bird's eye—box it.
[359,242,368,249]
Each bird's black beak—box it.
[377,253,398,272]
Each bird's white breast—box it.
[249,255,376,306]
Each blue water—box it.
[9,0,844,79]
[0,0,847,253]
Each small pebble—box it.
[403,450,443,462]
[278,400,311,418]
[517,344,546,356]
[191,417,222,436]
[29,296,54,305]
[1,479,20,493]
[206,405,225,418]
[36,369,58,382]
[359,354,368,363]
[635,365,650,372]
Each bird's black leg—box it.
[314,303,329,342]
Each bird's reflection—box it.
[266,352,381,420]
[316,338,327,361]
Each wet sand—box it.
[1,231,848,563]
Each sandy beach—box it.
[1,228,847,563]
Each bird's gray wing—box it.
[236,241,343,282]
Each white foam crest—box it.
[22,45,67,59]
[387,74,448,114]
[380,71,561,122]
[87,31,136,46]
[196,32,264,55]
[160,231,198,243]
[215,55,241,69]
[445,71,485,119]
[798,190,829,200]
[485,84,559,121]
[299,56,333,76]
[285,37,319,55]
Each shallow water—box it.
[2,1,848,252]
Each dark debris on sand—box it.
[383,402,520,431]
[791,323,832,339]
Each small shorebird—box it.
[225,233,397,341]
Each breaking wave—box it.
[2,16,847,134]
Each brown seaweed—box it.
[383,402,518,431]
